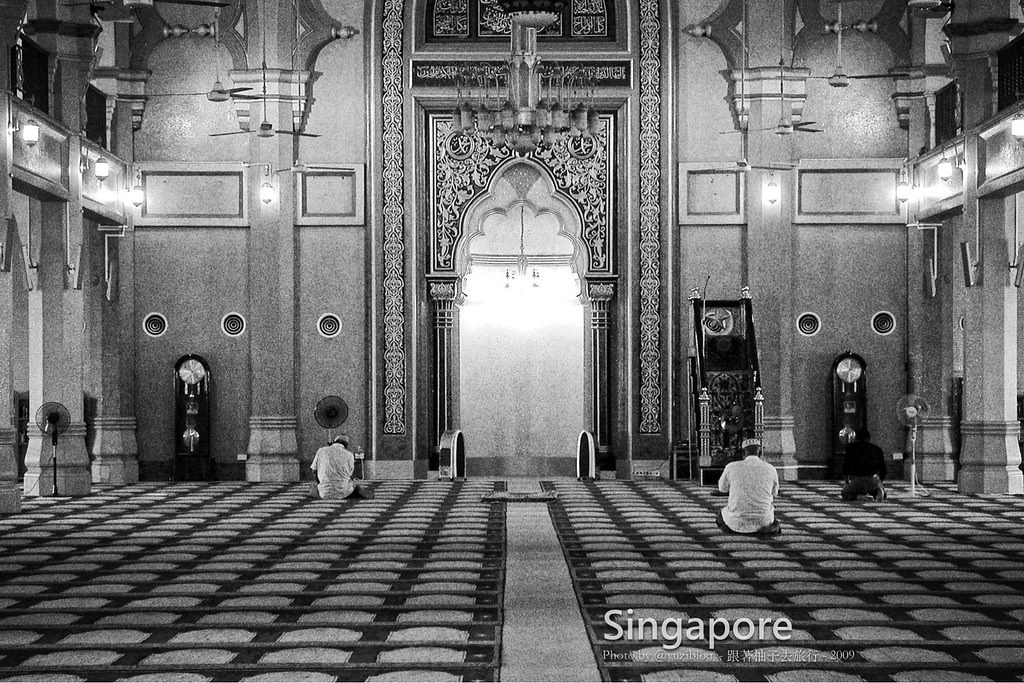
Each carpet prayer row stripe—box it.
[0,481,506,682]
[542,479,1024,682]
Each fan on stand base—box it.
[896,394,931,497]
[35,402,71,497]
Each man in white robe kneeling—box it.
[311,434,370,500]
[716,438,782,536]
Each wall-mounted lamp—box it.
[937,154,954,182]
[1013,113,1024,138]
[896,180,913,203]
[260,181,276,204]
[764,175,781,205]
[94,157,110,181]
[896,167,913,203]
[21,119,39,147]
[129,184,145,207]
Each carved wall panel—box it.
[427,115,614,277]
[382,0,407,435]
[638,0,662,434]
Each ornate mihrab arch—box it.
[380,0,664,436]
[427,115,613,277]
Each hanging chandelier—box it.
[506,206,541,289]
[452,0,600,155]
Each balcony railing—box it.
[9,34,49,114]
[998,31,1024,112]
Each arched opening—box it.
[455,162,587,477]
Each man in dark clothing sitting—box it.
[841,429,887,501]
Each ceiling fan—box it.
[208,9,318,139]
[817,1,913,87]
[906,0,953,13]
[147,81,253,101]
[63,0,228,8]
[208,56,317,137]
[211,119,320,138]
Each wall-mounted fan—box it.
[35,401,71,496]
[314,395,349,444]
[896,393,930,497]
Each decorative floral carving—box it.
[429,280,458,301]
[382,0,406,435]
[588,281,615,301]
[430,115,612,275]
[638,0,662,434]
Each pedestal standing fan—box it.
[314,396,349,443]
[35,402,71,496]
[896,394,930,497]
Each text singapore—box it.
[604,609,793,649]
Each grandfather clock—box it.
[173,354,214,480]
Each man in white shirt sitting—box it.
[310,434,369,500]
[716,438,782,536]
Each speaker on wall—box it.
[1015,243,1024,288]
[960,241,975,288]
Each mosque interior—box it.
[1,0,1024,679]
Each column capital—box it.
[93,68,150,132]
[428,279,458,302]
[587,281,615,303]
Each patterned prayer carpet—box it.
[542,479,1024,682]
[0,480,504,682]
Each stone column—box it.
[430,281,458,447]
[735,0,799,478]
[84,216,138,484]
[0,85,22,512]
[958,154,1022,493]
[243,130,300,481]
[587,281,614,466]
[24,195,90,497]
[742,98,799,479]
[905,222,957,482]
[944,3,1023,494]
[88,65,140,485]
[239,0,303,481]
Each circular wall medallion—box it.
[797,312,821,337]
[143,313,167,338]
[872,311,896,336]
[221,312,246,337]
[318,313,342,339]
[567,134,597,160]
[444,131,475,161]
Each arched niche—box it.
[455,158,587,292]
[426,158,617,475]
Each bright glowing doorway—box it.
[459,201,585,477]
